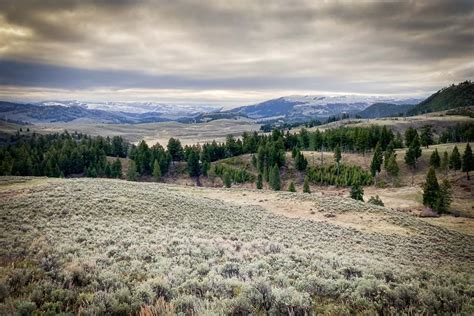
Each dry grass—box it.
[0,177,473,314]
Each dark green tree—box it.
[370,142,383,180]
[269,164,281,191]
[423,167,439,209]
[462,143,473,180]
[449,146,462,172]
[256,173,263,189]
[385,152,399,186]
[420,125,434,148]
[430,149,441,169]
[334,144,342,165]
[405,136,422,184]
[294,151,308,171]
[303,176,310,193]
[167,138,184,162]
[187,149,201,178]
[350,182,364,201]
[153,159,161,181]
[404,127,418,147]
[127,161,138,181]
[436,179,452,214]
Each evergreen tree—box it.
[404,127,418,147]
[152,159,161,181]
[405,136,422,184]
[303,176,310,193]
[423,167,439,209]
[436,179,452,214]
[294,151,308,171]
[449,146,462,172]
[440,151,449,177]
[269,164,281,191]
[350,182,364,201]
[201,160,210,177]
[223,170,232,188]
[430,149,441,169]
[167,138,184,162]
[127,161,138,181]
[385,152,399,185]
[187,149,201,178]
[288,181,296,192]
[104,162,112,178]
[370,142,383,178]
[420,125,434,148]
[111,158,122,178]
[291,147,298,159]
[383,141,395,169]
[462,143,473,180]
[256,173,263,189]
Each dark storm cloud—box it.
[0,0,472,103]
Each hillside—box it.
[1,177,473,314]
[358,102,416,118]
[408,81,474,115]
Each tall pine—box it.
[462,143,473,180]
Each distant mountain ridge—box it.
[229,95,421,121]
[358,103,417,118]
[408,81,474,115]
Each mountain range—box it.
[1,81,472,125]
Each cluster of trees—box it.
[307,164,373,187]
[214,164,255,187]
[0,132,126,178]
[429,144,473,180]
[423,167,452,214]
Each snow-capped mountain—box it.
[35,101,221,119]
[230,95,422,121]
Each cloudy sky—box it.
[0,0,473,107]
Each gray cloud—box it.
[0,0,472,104]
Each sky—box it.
[0,0,473,108]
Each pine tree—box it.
[201,161,210,177]
[269,164,281,191]
[423,167,439,209]
[449,146,462,172]
[127,161,138,181]
[436,179,452,214]
[104,162,112,178]
[288,181,296,192]
[294,151,308,171]
[405,136,422,185]
[430,149,441,169]
[167,138,184,162]
[462,143,473,180]
[404,127,418,147]
[370,142,383,179]
[187,149,201,178]
[303,176,311,193]
[385,152,399,185]
[223,170,232,188]
[256,173,263,189]
[152,159,161,181]
[440,151,449,177]
[420,125,434,148]
[350,182,364,201]
[111,158,122,178]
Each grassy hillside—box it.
[1,177,473,314]
[358,102,415,118]
[408,81,474,115]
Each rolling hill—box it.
[358,102,416,118]
[408,80,474,115]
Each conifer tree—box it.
[405,136,422,184]
[187,149,201,178]
[334,144,342,165]
[104,162,112,178]
[370,142,383,181]
[111,158,122,178]
[449,146,462,173]
[423,167,439,209]
[256,173,263,189]
[462,143,473,180]
[430,149,441,169]
[152,159,161,181]
[127,161,138,181]
[303,176,311,193]
[288,181,296,192]
[350,182,364,201]
[385,152,399,186]
[436,179,452,214]
[420,125,434,148]
[269,164,281,191]
[295,151,308,171]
